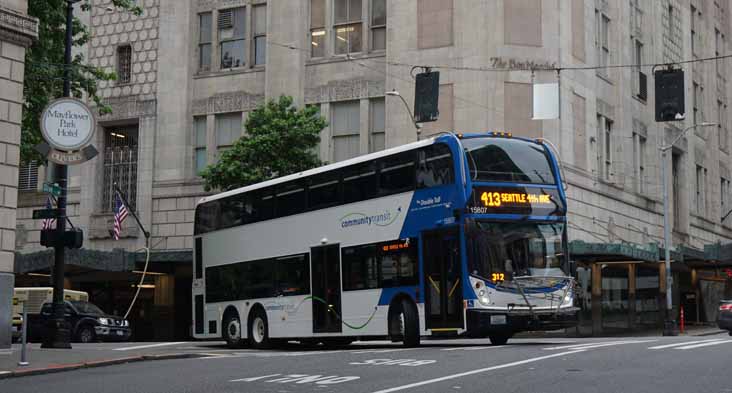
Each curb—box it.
[690,330,727,337]
[0,353,205,380]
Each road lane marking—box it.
[543,340,656,351]
[463,346,501,351]
[350,359,436,366]
[353,348,422,354]
[113,342,187,351]
[675,339,732,350]
[542,341,628,350]
[648,339,722,349]
[369,349,587,393]
[231,373,360,385]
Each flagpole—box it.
[113,184,150,240]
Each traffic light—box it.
[414,71,440,123]
[40,228,84,249]
[655,68,685,122]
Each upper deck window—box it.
[463,137,556,185]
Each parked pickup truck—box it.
[719,300,732,336]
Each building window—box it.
[199,12,212,71]
[719,100,728,151]
[722,177,731,224]
[369,97,385,152]
[632,39,644,99]
[310,0,326,57]
[332,100,360,162]
[116,45,132,84]
[194,116,207,175]
[370,0,386,51]
[334,0,362,55]
[690,5,698,58]
[215,112,242,158]
[102,127,138,212]
[18,161,38,191]
[693,82,703,125]
[696,165,707,217]
[633,132,646,193]
[597,115,612,181]
[595,10,610,76]
[253,4,266,65]
[219,7,246,68]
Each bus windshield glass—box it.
[463,137,556,184]
[466,220,568,279]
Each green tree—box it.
[21,0,142,163]
[201,96,327,191]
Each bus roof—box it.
[197,135,443,206]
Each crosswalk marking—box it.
[544,340,658,351]
[648,339,722,350]
[675,339,732,350]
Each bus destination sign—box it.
[467,187,563,216]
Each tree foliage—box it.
[201,96,327,192]
[21,0,142,163]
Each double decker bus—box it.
[192,132,577,348]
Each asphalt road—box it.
[1,335,731,393]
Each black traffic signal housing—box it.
[414,71,440,123]
[655,68,685,122]
[40,228,84,249]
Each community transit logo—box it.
[340,207,402,228]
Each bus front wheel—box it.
[248,309,271,349]
[391,299,420,347]
[223,314,246,348]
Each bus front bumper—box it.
[466,307,579,336]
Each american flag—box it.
[112,192,128,240]
[41,197,56,230]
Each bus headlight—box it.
[477,289,490,306]
[561,292,573,307]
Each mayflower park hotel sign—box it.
[38,97,98,165]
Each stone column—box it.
[0,0,37,348]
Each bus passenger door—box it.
[422,228,464,331]
[311,245,343,333]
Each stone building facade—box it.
[0,0,35,348]
[13,0,732,337]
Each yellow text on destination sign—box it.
[480,191,552,207]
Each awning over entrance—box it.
[14,248,193,274]
[569,240,659,262]
[704,242,732,267]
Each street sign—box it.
[43,182,61,197]
[40,97,96,152]
[33,208,60,220]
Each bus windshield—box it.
[466,220,568,279]
[463,137,556,184]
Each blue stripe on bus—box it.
[377,286,418,306]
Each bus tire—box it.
[398,299,420,347]
[488,333,510,346]
[223,313,246,349]
[248,308,271,349]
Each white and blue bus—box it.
[192,132,578,348]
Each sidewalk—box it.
[516,323,729,338]
[0,342,204,379]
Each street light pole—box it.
[42,0,79,349]
[385,90,422,140]
[659,122,717,336]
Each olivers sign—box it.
[40,97,97,165]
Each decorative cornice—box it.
[97,96,157,121]
[305,78,385,104]
[192,91,263,115]
[0,5,38,48]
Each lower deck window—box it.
[342,238,418,291]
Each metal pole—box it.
[661,149,677,336]
[18,302,28,366]
[42,0,74,349]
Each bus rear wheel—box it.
[248,309,271,349]
[223,314,246,349]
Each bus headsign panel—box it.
[467,187,563,216]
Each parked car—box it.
[719,300,732,336]
[39,300,131,343]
